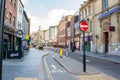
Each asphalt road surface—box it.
[46,48,120,80]
[65,51,120,80]
[42,51,78,80]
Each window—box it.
[89,21,92,32]
[103,0,108,10]
[13,16,16,26]
[88,6,91,15]
[82,11,84,18]
[14,0,17,8]
[85,8,87,17]
[9,12,12,24]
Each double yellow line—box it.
[43,56,54,80]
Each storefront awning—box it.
[99,6,120,19]
[4,21,16,32]
[3,34,9,39]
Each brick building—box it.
[3,0,18,59]
[58,15,72,48]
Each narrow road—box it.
[42,51,78,80]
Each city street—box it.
[2,47,120,80]
[67,52,120,79]
[2,48,47,80]
[47,47,120,80]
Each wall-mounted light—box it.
[95,35,98,39]
[6,14,9,18]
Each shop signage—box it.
[109,26,115,32]
[17,30,23,35]
[25,34,30,40]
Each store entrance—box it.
[104,32,109,53]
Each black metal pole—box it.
[0,0,6,80]
[83,32,86,72]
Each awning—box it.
[4,21,16,32]
[3,34,9,39]
[99,6,120,19]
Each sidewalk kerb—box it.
[41,53,50,80]
[53,57,80,75]
[78,53,120,64]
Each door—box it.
[104,32,109,53]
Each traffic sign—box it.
[80,21,88,31]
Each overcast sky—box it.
[21,0,86,34]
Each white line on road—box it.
[51,65,57,70]
[78,57,90,62]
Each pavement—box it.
[53,54,117,80]
[75,50,120,64]
[47,47,120,64]
[2,48,47,80]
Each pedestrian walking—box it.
[66,45,69,57]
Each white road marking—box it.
[51,65,57,70]
[86,59,90,62]
[51,69,66,73]
[78,57,90,62]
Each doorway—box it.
[104,32,109,53]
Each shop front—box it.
[81,36,93,52]
[74,37,80,50]
[3,22,23,59]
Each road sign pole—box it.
[83,32,86,72]
[80,21,88,72]
[0,0,6,80]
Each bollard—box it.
[59,48,63,58]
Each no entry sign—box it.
[80,21,88,31]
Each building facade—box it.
[45,29,49,46]
[22,10,30,52]
[79,0,94,52]
[79,0,120,55]
[74,15,80,50]
[98,0,120,55]
[3,0,18,59]
[58,16,72,48]
[16,0,24,35]
[48,26,57,46]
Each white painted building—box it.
[16,0,24,35]
[45,29,49,46]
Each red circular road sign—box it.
[80,21,88,31]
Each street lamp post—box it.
[0,0,6,80]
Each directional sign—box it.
[80,21,88,31]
